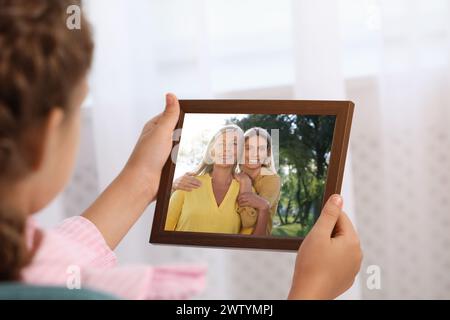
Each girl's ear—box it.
[29,108,65,171]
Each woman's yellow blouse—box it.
[165,174,242,234]
[237,174,281,235]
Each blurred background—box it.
[36,0,450,299]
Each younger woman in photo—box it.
[235,127,281,236]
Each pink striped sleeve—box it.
[144,264,207,299]
[22,216,207,300]
[80,264,207,300]
[54,216,117,268]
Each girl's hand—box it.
[173,172,202,192]
[83,93,181,249]
[123,93,180,202]
[238,192,270,211]
[288,194,363,300]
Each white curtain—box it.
[341,0,450,298]
[35,0,450,299]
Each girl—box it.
[0,0,204,299]
[0,0,362,300]
[165,125,247,234]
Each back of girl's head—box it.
[0,0,93,281]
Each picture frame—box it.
[150,99,354,251]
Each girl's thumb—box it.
[161,93,180,127]
[312,194,343,236]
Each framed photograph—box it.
[150,100,354,251]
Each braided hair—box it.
[0,0,93,281]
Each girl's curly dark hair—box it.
[0,0,93,281]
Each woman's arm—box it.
[234,172,252,194]
[250,206,270,236]
[254,175,281,235]
[235,173,281,234]
[237,192,271,236]
[82,93,180,250]
[256,175,281,209]
[235,173,259,229]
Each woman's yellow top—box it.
[165,174,242,234]
[237,174,281,235]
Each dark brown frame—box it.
[150,100,354,251]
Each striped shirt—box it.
[21,216,206,299]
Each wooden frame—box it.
[150,100,354,251]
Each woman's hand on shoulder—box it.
[172,172,202,192]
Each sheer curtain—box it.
[35,0,450,299]
[341,0,450,298]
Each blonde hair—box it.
[194,125,244,176]
[243,127,277,175]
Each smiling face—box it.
[211,130,239,168]
[243,134,270,170]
